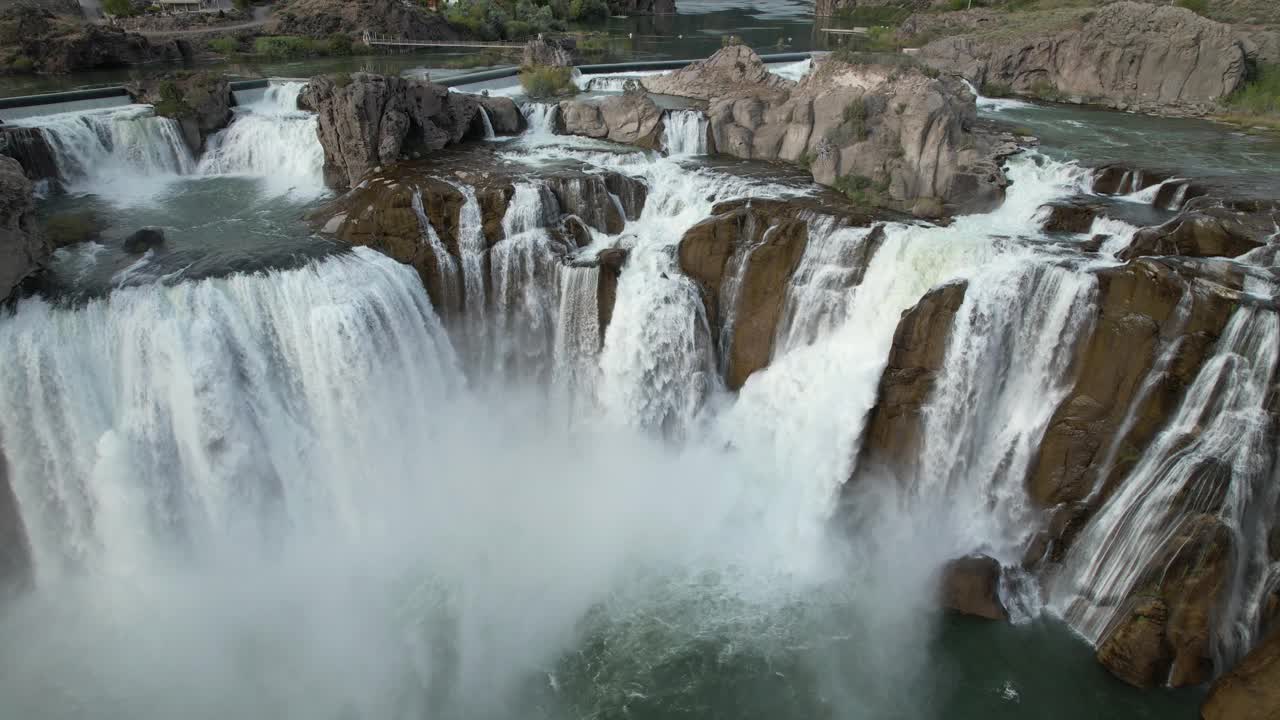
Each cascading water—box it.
[521,103,558,139]
[773,216,878,354]
[552,265,602,403]
[11,105,194,201]
[479,106,496,139]
[1052,293,1280,666]
[196,82,326,198]
[662,109,709,157]
[411,189,462,311]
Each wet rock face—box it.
[129,73,232,155]
[0,155,49,303]
[1203,627,1280,720]
[300,73,500,189]
[940,555,1009,621]
[677,200,814,390]
[122,227,165,254]
[545,173,627,234]
[1096,515,1232,687]
[918,2,1248,116]
[476,96,526,135]
[1026,259,1236,510]
[1117,203,1274,261]
[557,94,665,150]
[857,281,968,480]
[1040,202,1097,234]
[0,127,58,182]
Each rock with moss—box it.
[129,72,232,154]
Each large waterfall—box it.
[2,72,1277,719]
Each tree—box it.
[103,0,137,17]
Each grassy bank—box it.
[1217,63,1280,131]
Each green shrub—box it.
[103,0,137,16]
[568,0,608,21]
[7,55,34,73]
[519,65,577,98]
[833,174,890,207]
[841,97,870,141]
[152,80,193,118]
[1174,0,1209,16]
[980,80,1013,98]
[1224,63,1280,117]
[326,32,353,55]
[208,36,239,54]
[254,35,321,58]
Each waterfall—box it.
[11,105,194,201]
[912,262,1098,562]
[411,189,462,311]
[553,266,602,405]
[483,182,564,379]
[1052,298,1280,663]
[574,71,667,93]
[479,106,496,139]
[451,182,489,349]
[0,248,461,581]
[662,110,709,157]
[774,216,878,354]
[715,216,771,379]
[196,82,326,199]
[521,102,558,138]
[768,58,813,82]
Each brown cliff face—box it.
[300,73,518,189]
[677,200,818,390]
[856,280,968,480]
[1203,626,1280,720]
[918,2,1248,117]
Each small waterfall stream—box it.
[662,110,709,157]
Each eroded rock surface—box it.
[940,555,1009,621]
[557,93,665,150]
[300,73,502,189]
[0,155,49,302]
[641,44,795,101]
[1203,627,1280,720]
[918,2,1248,116]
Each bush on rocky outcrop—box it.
[520,65,577,98]
[1219,63,1280,130]
[129,72,232,154]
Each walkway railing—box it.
[361,32,524,49]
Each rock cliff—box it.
[0,155,49,303]
[917,2,1249,116]
[639,47,1008,216]
[0,6,189,74]
[300,73,521,189]
[1202,628,1280,720]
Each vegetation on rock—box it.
[520,64,577,98]
[1220,63,1280,131]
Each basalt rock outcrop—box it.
[655,47,1005,216]
[300,73,516,189]
[523,36,579,67]
[641,44,795,101]
[477,96,527,135]
[129,72,232,155]
[677,200,876,390]
[917,2,1248,116]
[857,280,967,479]
[0,126,58,182]
[556,92,665,150]
[0,6,190,74]
[940,554,1009,621]
[266,0,461,40]
[1117,199,1276,261]
[0,155,49,303]
[1202,627,1280,720]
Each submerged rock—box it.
[940,555,1009,621]
[0,155,48,302]
[917,2,1248,116]
[123,227,165,254]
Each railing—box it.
[361,32,524,49]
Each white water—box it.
[768,58,813,82]
[573,70,668,93]
[773,216,877,354]
[10,105,194,203]
[662,109,709,157]
[196,82,326,199]
[411,189,462,312]
[1052,294,1280,663]
[521,102,559,139]
[478,106,496,139]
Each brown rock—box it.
[596,247,628,339]
[940,555,1009,621]
[129,72,232,154]
[1040,202,1097,234]
[545,173,626,234]
[0,127,58,182]
[857,281,968,479]
[522,36,579,67]
[641,44,795,101]
[1118,208,1268,261]
[1097,598,1171,688]
[1203,628,1280,720]
[1092,165,1168,196]
[677,200,814,390]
